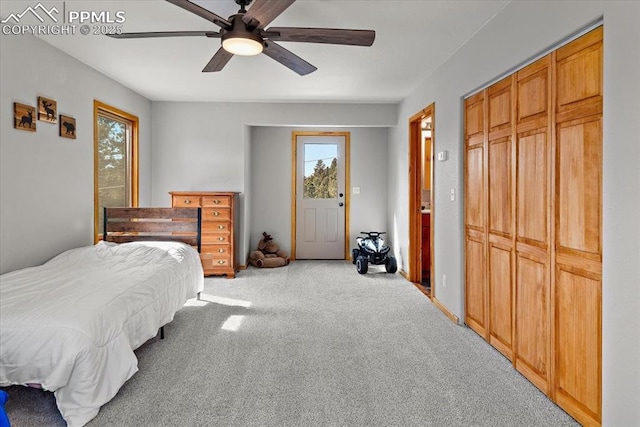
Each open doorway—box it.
[408,104,434,298]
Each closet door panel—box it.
[466,146,485,230]
[488,77,512,136]
[465,91,488,338]
[556,118,602,257]
[465,234,486,335]
[556,27,603,113]
[466,92,485,145]
[517,131,548,247]
[515,253,549,392]
[555,267,601,423]
[517,55,550,133]
[489,138,512,237]
[552,26,602,427]
[489,241,513,359]
[518,72,548,122]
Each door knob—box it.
[339,193,344,197]
[339,202,344,207]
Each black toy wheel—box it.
[356,255,368,274]
[352,249,360,264]
[385,256,397,273]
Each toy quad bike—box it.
[352,231,397,274]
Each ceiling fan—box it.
[108,0,376,75]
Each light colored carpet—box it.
[2,261,578,426]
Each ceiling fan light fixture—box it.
[222,35,263,56]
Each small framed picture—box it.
[38,96,57,123]
[59,115,76,139]
[14,102,36,132]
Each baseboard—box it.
[431,296,459,324]
[399,269,410,281]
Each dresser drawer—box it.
[172,195,201,207]
[201,253,232,269]
[202,195,231,208]
[203,208,230,221]
[204,233,231,244]
[201,244,231,257]
[202,221,230,233]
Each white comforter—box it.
[0,241,204,426]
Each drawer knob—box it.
[218,237,225,241]
[218,260,225,265]
[218,248,225,253]
[218,225,225,230]
[184,199,191,204]
[213,199,221,204]
[213,211,220,216]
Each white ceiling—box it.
[3,0,510,103]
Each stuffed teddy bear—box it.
[249,232,290,268]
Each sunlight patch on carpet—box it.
[183,299,209,307]
[221,315,246,331]
[200,294,253,308]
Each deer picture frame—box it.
[14,102,36,132]
[59,114,76,139]
[38,96,57,123]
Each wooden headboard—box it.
[103,207,201,252]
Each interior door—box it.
[295,134,346,259]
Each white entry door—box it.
[295,134,347,259]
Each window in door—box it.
[94,100,139,242]
[303,143,338,200]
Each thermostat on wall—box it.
[437,151,448,162]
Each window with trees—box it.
[94,101,138,242]
[303,143,338,199]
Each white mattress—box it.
[0,241,204,426]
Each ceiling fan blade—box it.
[262,41,316,76]
[165,0,231,28]
[266,27,375,46]
[202,47,234,72]
[108,31,220,39]
[244,0,295,29]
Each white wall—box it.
[150,102,396,264]
[0,34,151,274]
[387,1,640,425]
[249,126,389,256]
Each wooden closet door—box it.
[487,77,515,360]
[514,55,552,393]
[463,26,602,427]
[464,91,487,337]
[553,27,603,427]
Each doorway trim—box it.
[408,104,435,298]
[291,131,351,260]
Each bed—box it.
[0,207,204,426]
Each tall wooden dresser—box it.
[170,191,238,278]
